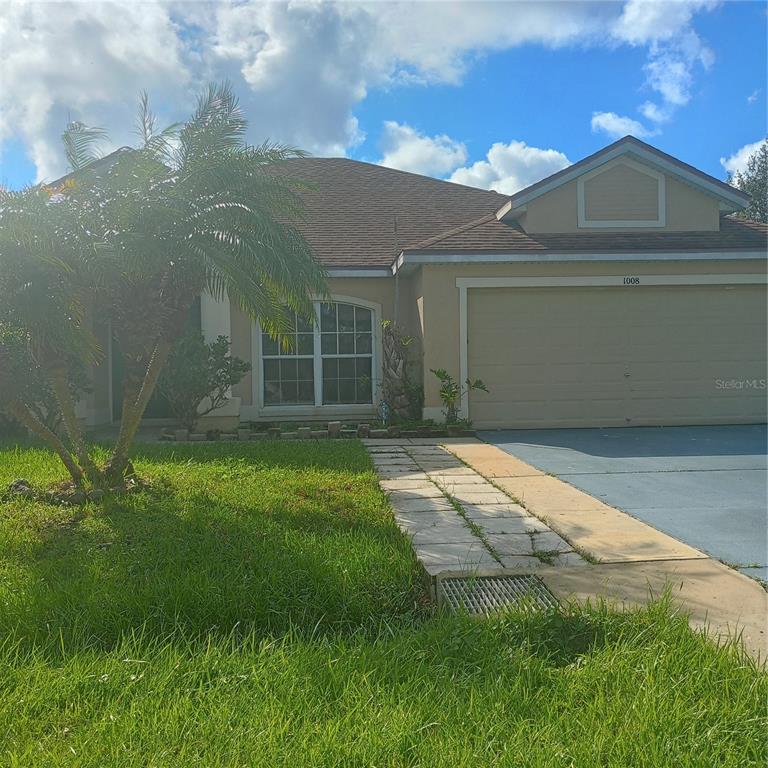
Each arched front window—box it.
[261,301,375,407]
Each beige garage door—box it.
[468,285,768,429]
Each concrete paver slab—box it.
[477,516,548,535]
[449,489,517,505]
[411,525,480,545]
[380,479,436,490]
[394,510,465,532]
[485,533,534,556]
[461,502,531,520]
[388,497,456,514]
[425,467,479,477]
[414,542,499,575]
[433,476,492,488]
[386,486,446,500]
[376,470,429,479]
[531,530,573,553]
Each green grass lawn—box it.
[0,440,765,767]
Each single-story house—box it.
[76,135,768,430]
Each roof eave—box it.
[393,247,766,273]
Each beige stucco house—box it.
[78,135,768,430]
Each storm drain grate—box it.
[438,575,558,615]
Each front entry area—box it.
[466,281,767,429]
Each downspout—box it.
[392,213,400,325]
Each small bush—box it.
[157,332,250,431]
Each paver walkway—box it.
[368,441,586,576]
[365,438,767,658]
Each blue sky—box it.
[1,1,765,192]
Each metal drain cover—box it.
[438,575,558,615]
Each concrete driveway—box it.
[480,425,768,582]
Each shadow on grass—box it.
[0,443,421,657]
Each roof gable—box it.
[496,136,750,221]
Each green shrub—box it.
[157,332,250,431]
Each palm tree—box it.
[0,185,101,485]
[1,83,327,488]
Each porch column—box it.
[198,291,241,426]
[200,290,231,343]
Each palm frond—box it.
[134,90,181,166]
[62,121,108,171]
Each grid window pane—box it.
[356,333,372,354]
[338,303,355,332]
[297,333,314,355]
[297,358,314,380]
[324,358,338,378]
[264,381,280,405]
[263,359,279,381]
[356,357,372,380]
[322,378,338,404]
[355,306,372,331]
[321,333,337,355]
[280,380,298,403]
[339,358,356,379]
[280,359,297,380]
[320,303,336,332]
[338,333,355,354]
[298,379,314,403]
[338,378,356,403]
[262,335,278,356]
[357,376,372,403]
[296,314,312,333]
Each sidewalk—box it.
[365,437,768,658]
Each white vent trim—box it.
[577,157,666,229]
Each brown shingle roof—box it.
[280,158,505,267]
[404,214,768,256]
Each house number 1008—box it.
[623,276,640,285]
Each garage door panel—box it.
[468,284,767,428]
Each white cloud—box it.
[638,101,671,124]
[378,122,467,176]
[720,139,766,176]
[591,112,657,140]
[0,1,719,183]
[643,32,714,108]
[0,2,189,181]
[449,140,571,195]
[607,1,717,136]
[612,0,716,45]
[747,89,760,104]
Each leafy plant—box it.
[430,368,488,424]
[157,333,250,432]
[381,319,423,422]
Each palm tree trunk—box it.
[105,338,173,484]
[46,365,103,486]
[7,400,84,486]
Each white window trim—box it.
[250,294,383,418]
[577,157,666,229]
[456,272,768,420]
